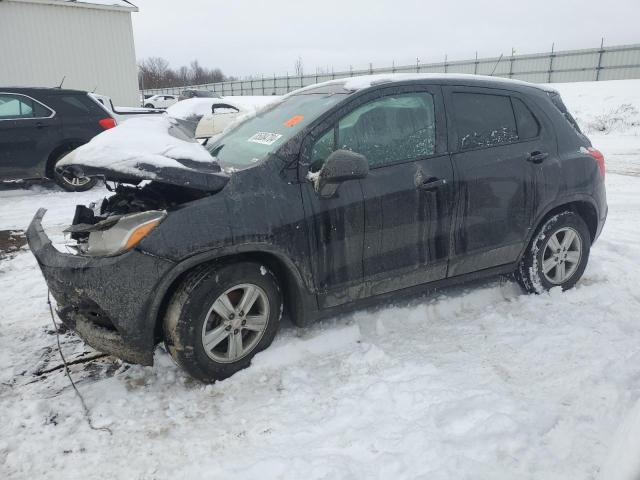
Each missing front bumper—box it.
[26,208,175,366]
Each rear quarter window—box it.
[512,97,540,139]
[47,94,105,116]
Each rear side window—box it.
[512,97,540,139]
[50,94,105,116]
[453,93,518,150]
[0,94,52,119]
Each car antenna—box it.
[92,86,97,93]
[57,76,66,89]
[489,54,503,76]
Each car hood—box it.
[57,115,229,192]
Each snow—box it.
[166,98,221,120]
[552,80,640,176]
[57,115,215,177]
[2,79,640,479]
[167,96,281,121]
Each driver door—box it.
[299,85,453,308]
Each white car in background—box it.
[143,94,178,109]
[193,96,282,140]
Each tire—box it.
[144,103,155,108]
[164,262,283,383]
[52,150,97,192]
[515,211,591,294]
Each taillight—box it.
[98,117,117,130]
[587,147,605,179]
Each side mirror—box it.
[315,149,369,198]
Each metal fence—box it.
[142,42,640,97]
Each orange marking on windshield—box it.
[284,115,304,127]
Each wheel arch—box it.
[519,196,599,263]
[149,248,316,343]
[44,139,86,178]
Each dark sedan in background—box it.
[0,87,117,191]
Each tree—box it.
[294,56,304,77]
[137,57,232,90]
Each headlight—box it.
[85,210,166,256]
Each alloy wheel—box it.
[541,227,582,284]
[201,283,270,363]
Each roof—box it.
[0,86,90,95]
[5,0,138,12]
[294,73,557,96]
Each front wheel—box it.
[164,262,282,383]
[52,151,97,192]
[515,211,591,293]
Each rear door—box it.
[0,93,59,180]
[443,86,555,276]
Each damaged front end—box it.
[27,168,229,365]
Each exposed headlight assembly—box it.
[78,210,166,256]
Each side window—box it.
[310,128,335,171]
[452,93,518,150]
[33,101,52,118]
[337,92,436,168]
[57,95,103,115]
[0,94,34,119]
[512,97,540,139]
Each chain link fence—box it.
[142,42,640,97]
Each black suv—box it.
[27,75,607,382]
[0,88,116,191]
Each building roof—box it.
[6,0,138,12]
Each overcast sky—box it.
[131,0,639,78]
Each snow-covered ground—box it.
[1,79,640,480]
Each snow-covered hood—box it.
[58,115,229,192]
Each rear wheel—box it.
[144,103,154,108]
[515,211,591,293]
[164,262,282,383]
[52,151,97,192]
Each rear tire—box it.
[163,262,282,383]
[52,150,97,192]
[144,103,154,108]
[515,211,591,293]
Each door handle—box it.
[527,151,548,164]
[35,122,48,129]
[417,178,447,191]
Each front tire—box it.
[144,103,155,108]
[52,151,97,192]
[164,262,282,383]
[515,211,591,293]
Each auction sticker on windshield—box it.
[248,132,283,145]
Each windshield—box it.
[206,92,347,169]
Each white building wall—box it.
[0,0,139,106]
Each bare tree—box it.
[137,56,232,90]
[294,56,304,76]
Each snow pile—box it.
[552,79,640,176]
[552,80,640,135]
[57,116,215,177]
